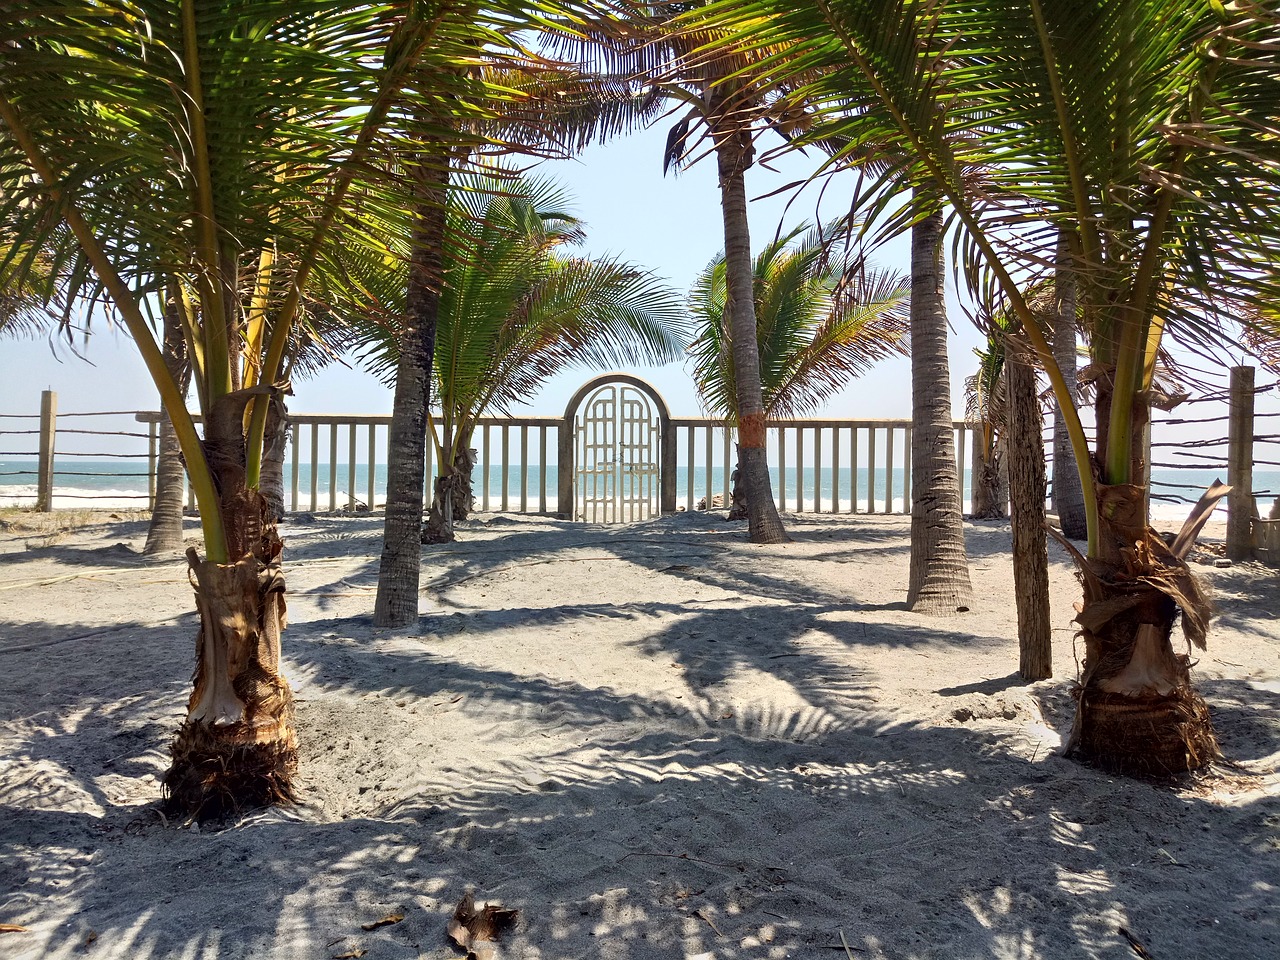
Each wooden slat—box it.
[850,427,859,514]
[481,424,491,512]
[309,422,319,511]
[796,426,805,512]
[501,424,510,511]
[704,424,713,512]
[347,424,357,509]
[777,426,786,511]
[722,427,731,506]
[520,425,529,513]
[885,426,895,514]
[686,425,695,510]
[329,423,338,513]
[539,426,548,513]
[831,426,840,514]
[290,426,299,512]
[904,426,912,515]
[367,424,376,510]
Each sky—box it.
[1,122,1273,458]
[0,123,978,429]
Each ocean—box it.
[3,459,1275,522]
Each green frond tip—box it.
[690,218,909,422]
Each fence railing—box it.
[4,365,1276,567]
[3,393,975,518]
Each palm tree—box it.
[553,2,823,543]
[904,194,973,613]
[371,59,673,626]
[350,172,690,543]
[697,0,1280,772]
[0,1,483,817]
[143,291,192,555]
[1050,231,1087,539]
[965,320,1008,521]
[689,219,908,517]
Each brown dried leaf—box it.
[1074,592,1146,633]
[361,912,404,932]
[1170,480,1232,559]
[333,950,367,959]
[448,893,519,958]
[0,925,29,933]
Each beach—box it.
[1,509,1277,959]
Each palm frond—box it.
[690,218,908,421]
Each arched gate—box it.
[557,374,676,522]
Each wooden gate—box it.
[573,381,661,522]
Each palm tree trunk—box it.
[1005,338,1051,680]
[144,295,191,554]
[713,114,786,544]
[906,192,972,613]
[1065,388,1219,774]
[424,444,477,544]
[1052,232,1087,539]
[164,388,296,821]
[374,150,449,626]
[969,431,1006,520]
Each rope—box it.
[55,410,159,418]
[26,451,148,459]
[56,429,150,438]
[1,428,150,438]
[1159,414,1229,425]
[51,470,151,478]
[0,470,35,477]
[1150,479,1207,490]
[42,492,150,500]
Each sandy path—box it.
[1,511,1277,959]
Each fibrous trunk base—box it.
[1070,686,1219,776]
[727,459,747,521]
[164,720,298,822]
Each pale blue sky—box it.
[0,124,982,427]
[2,122,1267,443]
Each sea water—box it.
[3,458,1276,521]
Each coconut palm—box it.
[694,0,1280,772]
[349,171,690,543]
[549,2,830,543]
[0,0,522,816]
[965,320,1008,521]
[372,62,673,626]
[904,192,973,613]
[689,219,908,516]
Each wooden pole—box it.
[1227,365,1255,561]
[36,390,56,511]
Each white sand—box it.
[1,510,1277,960]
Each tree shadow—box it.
[2,513,1277,959]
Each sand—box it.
[1,509,1277,960]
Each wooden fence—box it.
[140,411,975,517]
[5,397,975,518]
[5,364,1277,568]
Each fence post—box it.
[36,390,57,511]
[1227,365,1255,561]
